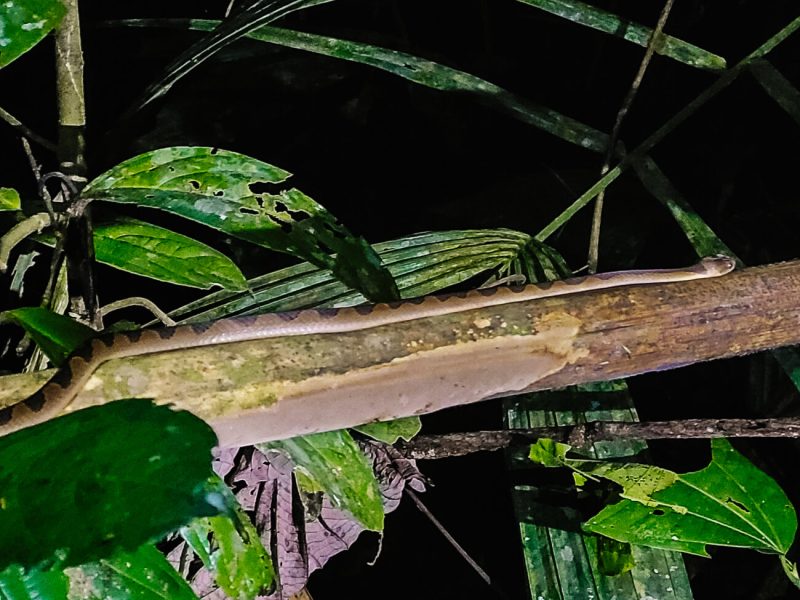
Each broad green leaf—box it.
[259,430,384,531]
[181,477,274,599]
[0,565,68,599]
[515,0,726,71]
[0,0,66,69]
[68,544,197,600]
[0,399,220,571]
[121,20,608,153]
[0,188,20,210]
[82,147,397,301]
[354,417,421,443]
[0,307,94,365]
[93,218,247,291]
[581,439,797,558]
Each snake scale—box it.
[0,256,735,437]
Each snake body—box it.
[0,256,735,437]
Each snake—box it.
[0,255,736,437]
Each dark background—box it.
[2,1,800,598]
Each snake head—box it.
[699,255,737,275]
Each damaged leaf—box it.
[530,438,798,585]
[81,147,397,301]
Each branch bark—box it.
[398,417,800,460]
[1,260,799,446]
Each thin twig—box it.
[397,417,800,460]
[100,297,177,326]
[587,0,675,273]
[0,213,52,273]
[537,15,800,243]
[0,106,57,152]
[404,489,509,600]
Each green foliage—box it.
[0,565,68,600]
[0,307,94,365]
[594,536,635,577]
[0,188,20,210]
[1,0,799,596]
[0,400,220,573]
[354,417,422,444]
[259,429,384,531]
[529,438,799,586]
[516,0,726,70]
[68,544,198,600]
[180,477,274,598]
[82,146,397,302]
[0,0,65,69]
[91,218,247,291]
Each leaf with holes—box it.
[81,147,398,301]
[0,0,65,69]
[583,439,797,558]
[532,438,799,585]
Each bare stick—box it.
[587,0,675,273]
[100,297,177,327]
[405,489,509,599]
[398,417,800,460]
[0,106,57,152]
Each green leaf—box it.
[0,188,21,210]
[0,0,66,69]
[131,0,332,113]
[92,218,247,291]
[594,536,635,577]
[68,544,198,600]
[82,147,397,301]
[169,229,557,323]
[750,60,800,127]
[259,430,384,531]
[0,307,94,366]
[354,417,421,443]
[583,439,797,558]
[528,438,572,467]
[181,477,274,599]
[121,20,608,153]
[633,156,736,259]
[515,0,726,71]
[0,565,68,599]
[0,399,220,571]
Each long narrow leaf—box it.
[115,19,609,153]
[129,0,332,113]
[516,0,725,71]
